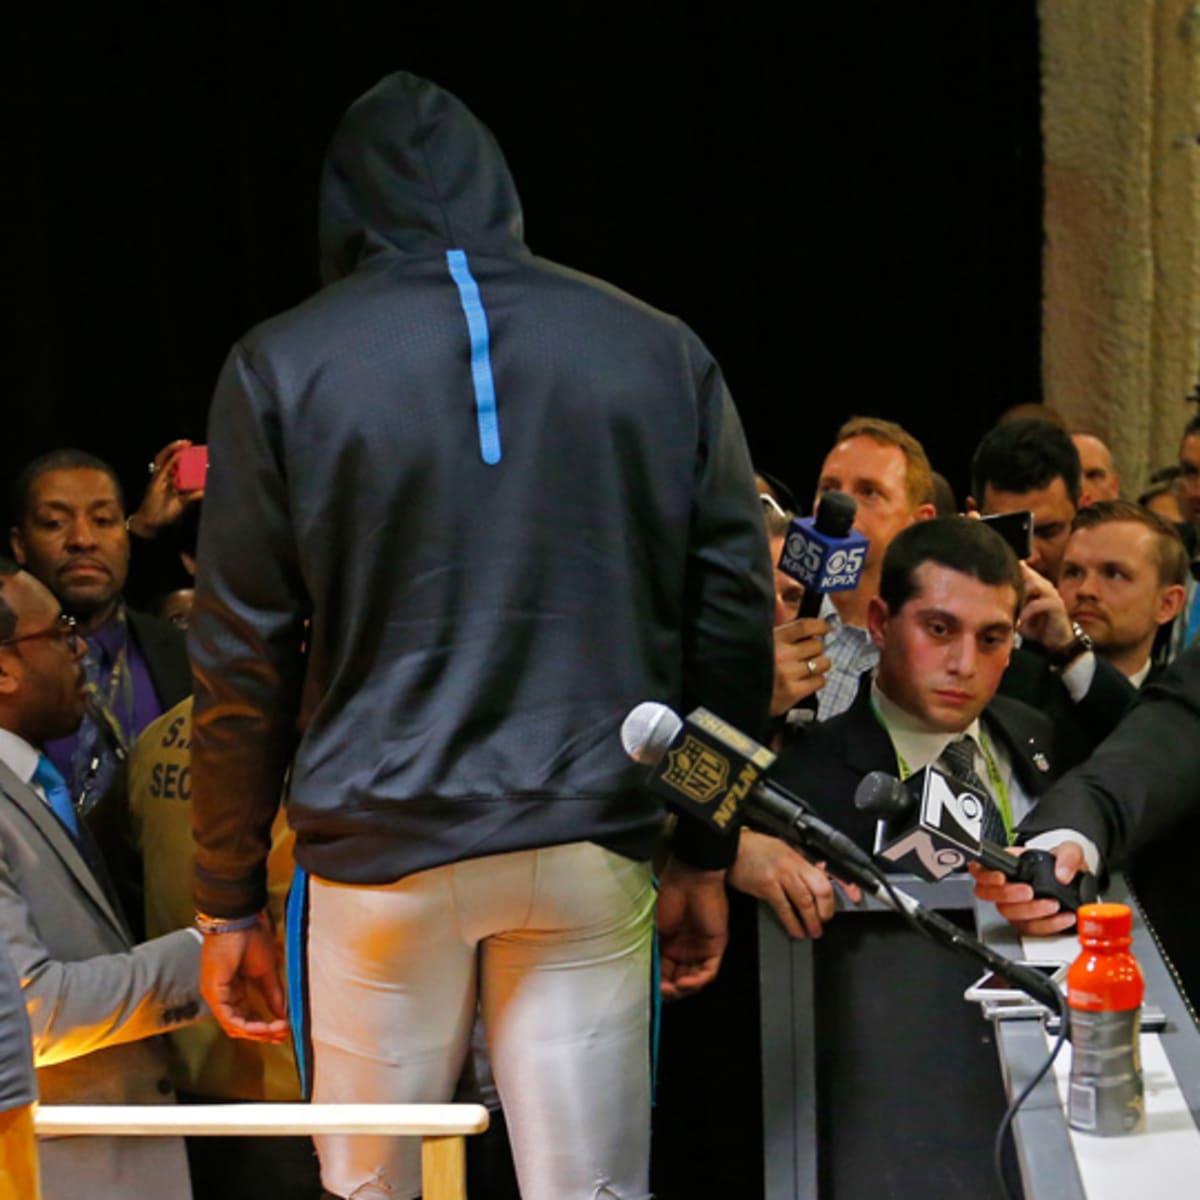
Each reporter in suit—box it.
[0,558,203,1199]
[749,518,1068,1198]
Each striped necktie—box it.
[32,755,81,841]
[938,736,1008,845]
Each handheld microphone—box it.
[778,491,868,620]
[620,702,876,879]
[854,770,969,880]
[855,768,1098,912]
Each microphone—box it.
[855,768,1098,912]
[853,770,968,880]
[778,491,868,620]
[621,702,876,879]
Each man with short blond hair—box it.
[1058,500,1187,685]
[811,415,936,718]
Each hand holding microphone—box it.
[770,617,831,717]
[779,491,866,619]
[855,768,1098,912]
[970,842,1092,937]
[773,491,867,721]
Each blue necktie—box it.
[32,756,81,841]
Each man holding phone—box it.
[968,416,1138,765]
[970,416,1080,583]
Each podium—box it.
[757,874,1200,1199]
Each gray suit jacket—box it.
[0,757,203,1199]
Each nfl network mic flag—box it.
[642,707,776,834]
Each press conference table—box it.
[758,873,1200,1199]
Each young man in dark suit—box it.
[756,518,1072,1198]
[735,517,1070,933]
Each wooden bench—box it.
[31,1102,491,1200]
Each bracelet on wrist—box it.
[194,911,262,935]
[1047,621,1094,670]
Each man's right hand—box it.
[969,841,1086,937]
[1015,562,1075,654]
[199,918,290,1043]
[729,829,861,939]
[771,617,831,716]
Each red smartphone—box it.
[172,445,209,492]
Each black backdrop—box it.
[9,2,1042,524]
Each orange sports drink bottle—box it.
[1066,902,1145,1136]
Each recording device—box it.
[172,445,209,491]
[980,509,1033,560]
[855,768,1099,912]
[620,702,874,875]
[778,491,868,620]
[964,960,1067,1004]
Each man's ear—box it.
[866,595,890,650]
[0,654,20,696]
[1158,584,1187,626]
[9,526,25,567]
[913,503,937,524]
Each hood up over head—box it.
[319,71,526,284]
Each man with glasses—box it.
[0,558,203,1199]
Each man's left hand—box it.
[656,857,729,1001]
[127,439,205,539]
[199,918,290,1043]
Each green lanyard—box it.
[870,697,1014,843]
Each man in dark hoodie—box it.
[188,72,773,1200]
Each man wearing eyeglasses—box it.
[0,558,203,1198]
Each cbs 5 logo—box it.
[785,531,825,576]
[824,546,866,576]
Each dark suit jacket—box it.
[1020,646,1200,1004]
[996,644,1135,772]
[773,672,1063,851]
[127,606,192,711]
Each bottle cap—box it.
[1077,902,1132,941]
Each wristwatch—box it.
[1047,621,1094,669]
